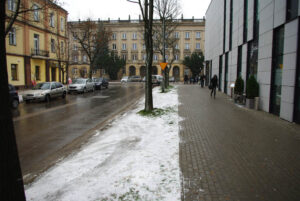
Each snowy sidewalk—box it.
[25,87,181,201]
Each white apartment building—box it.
[205,0,300,124]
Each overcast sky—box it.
[61,0,211,21]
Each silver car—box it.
[68,78,94,94]
[23,82,66,103]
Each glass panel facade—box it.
[224,53,228,93]
[219,55,223,91]
[287,0,299,21]
[237,45,242,78]
[270,26,284,116]
[247,40,258,80]
[243,0,248,43]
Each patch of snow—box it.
[26,87,180,201]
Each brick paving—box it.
[178,85,300,201]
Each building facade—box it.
[205,0,300,124]
[68,18,205,81]
[6,0,68,88]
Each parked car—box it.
[9,84,19,108]
[93,77,109,90]
[68,78,94,94]
[169,76,175,82]
[23,82,66,103]
[129,75,142,82]
[152,75,163,85]
[121,76,129,83]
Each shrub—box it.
[246,75,259,99]
[234,76,244,95]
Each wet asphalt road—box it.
[12,83,144,183]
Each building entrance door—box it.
[51,68,56,81]
[270,26,284,116]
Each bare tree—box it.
[69,19,111,78]
[153,0,181,88]
[127,0,154,111]
[1,1,26,200]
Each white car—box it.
[152,75,163,85]
[121,76,129,83]
[68,78,94,94]
[23,82,66,103]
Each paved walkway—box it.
[178,85,300,201]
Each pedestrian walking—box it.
[184,75,189,84]
[200,75,205,88]
[210,75,218,99]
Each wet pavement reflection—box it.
[12,83,145,182]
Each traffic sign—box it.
[160,62,168,70]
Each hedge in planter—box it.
[234,76,244,95]
[246,75,259,99]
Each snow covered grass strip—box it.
[25,86,180,201]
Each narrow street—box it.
[13,83,144,183]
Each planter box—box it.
[246,98,255,109]
[234,94,245,104]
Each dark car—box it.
[93,77,109,90]
[9,84,19,109]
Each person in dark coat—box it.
[184,75,188,84]
[210,75,218,98]
[200,75,205,88]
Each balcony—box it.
[31,48,49,58]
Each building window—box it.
[112,43,117,50]
[11,64,18,80]
[122,43,127,50]
[60,41,64,53]
[185,32,190,39]
[50,13,55,27]
[270,26,285,116]
[175,32,179,38]
[132,32,137,39]
[165,55,169,61]
[9,27,16,45]
[122,54,127,60]
[185,43,190,50]
[132,43,137,50]
[34,34,39,51]
[60,18,64,31]
[51,39,55,53]
[175,54,179,61]
[143,54,146,61]
[112,33,117,40]
[8,0,16,11]
[243,0,248,43]
[237,45,242,78]
[83,55,87,63]
[175,44,179,49]
[247,40,258,80]
[223,0,227,52]
[287,0,299,21]
[74,55,78,62]
[73,44,77,51]
[153,54,158,61]
[132,54,137,61]
[33,4,40,21]
[35,66,40,80]
[196,32,201,39]
[143,44,146,49]
[72,68,78,75]
[253,0,260,40]
[122,33,126,39]
[196,43,200,49]
[229,0,233,50]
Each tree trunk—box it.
[0,1,26,200]
[144,0,154,112]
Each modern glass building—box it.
[205,0,300,123]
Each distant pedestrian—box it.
[200,75,205,88]
[68,77,72,84]
[210,75,218,99]
[184,75,188,84]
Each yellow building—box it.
[5,0,68,88]
[68,18,205,81]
